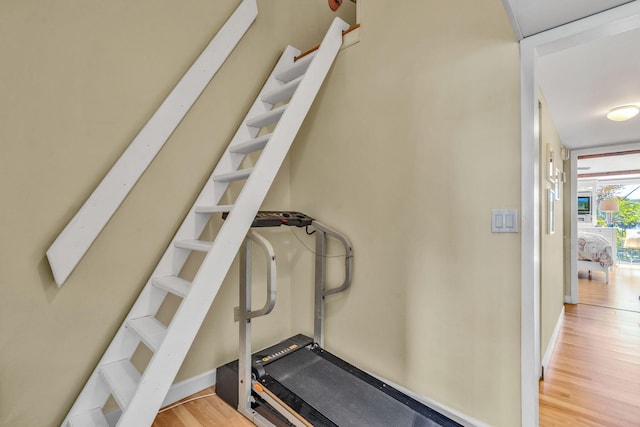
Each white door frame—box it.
[519,3,640,426]
[568,141,640,304]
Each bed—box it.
[577,232,615,284]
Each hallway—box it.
[539,266,640,425]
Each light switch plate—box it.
[492,209,519,233]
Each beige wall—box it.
[289,1,522,425]
[0,1,354,426]
[1,1,525,426]
[539,96,566,363]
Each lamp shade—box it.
[624,236,640,249]
[599,199,619,213]
[624,230,640,249]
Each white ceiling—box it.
[537,27,640,150]
[503,0,633,38]
[503,0,640,177]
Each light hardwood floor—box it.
[578,264,640,312]
[540,266,640,426]
[152,387,253,427]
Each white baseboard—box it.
[564,295,577,304]
[541,305,565,376]
[161,369,217,407]
[105,369,217,424]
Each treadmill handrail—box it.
[312,220,353,345]
[245,230,277,319]
[312,220,353,296]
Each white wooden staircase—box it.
[61,17,349,427]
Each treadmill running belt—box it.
[265,348,451,427]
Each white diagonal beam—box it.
[46,0,258,286]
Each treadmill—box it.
[216,212,462,427]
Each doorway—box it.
[572,148,640,312]
[565,143,640,310]
[519,4,640,426]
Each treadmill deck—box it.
[217,335,461,427]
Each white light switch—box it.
[492,209,519,233]
[505,213,514,228]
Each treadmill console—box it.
[222,211,314,228]
[252,334,314,368]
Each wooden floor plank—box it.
[152,387,253,427]
[540,266,640,426]
[578,264,640,312]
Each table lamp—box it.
[599,198,619,227]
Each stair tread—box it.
[194,204,234,214]
[174,239,213,252]
[228,134,271,155]
[69,408,109,427]
[100,359,141,410]
[245,105,287,129]
[261,76,303,105]
[213,168,253,183]
[275,51,316,83]
[152,276,191,298]
[127,316,167,352]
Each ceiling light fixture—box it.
[606,104,640,122]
